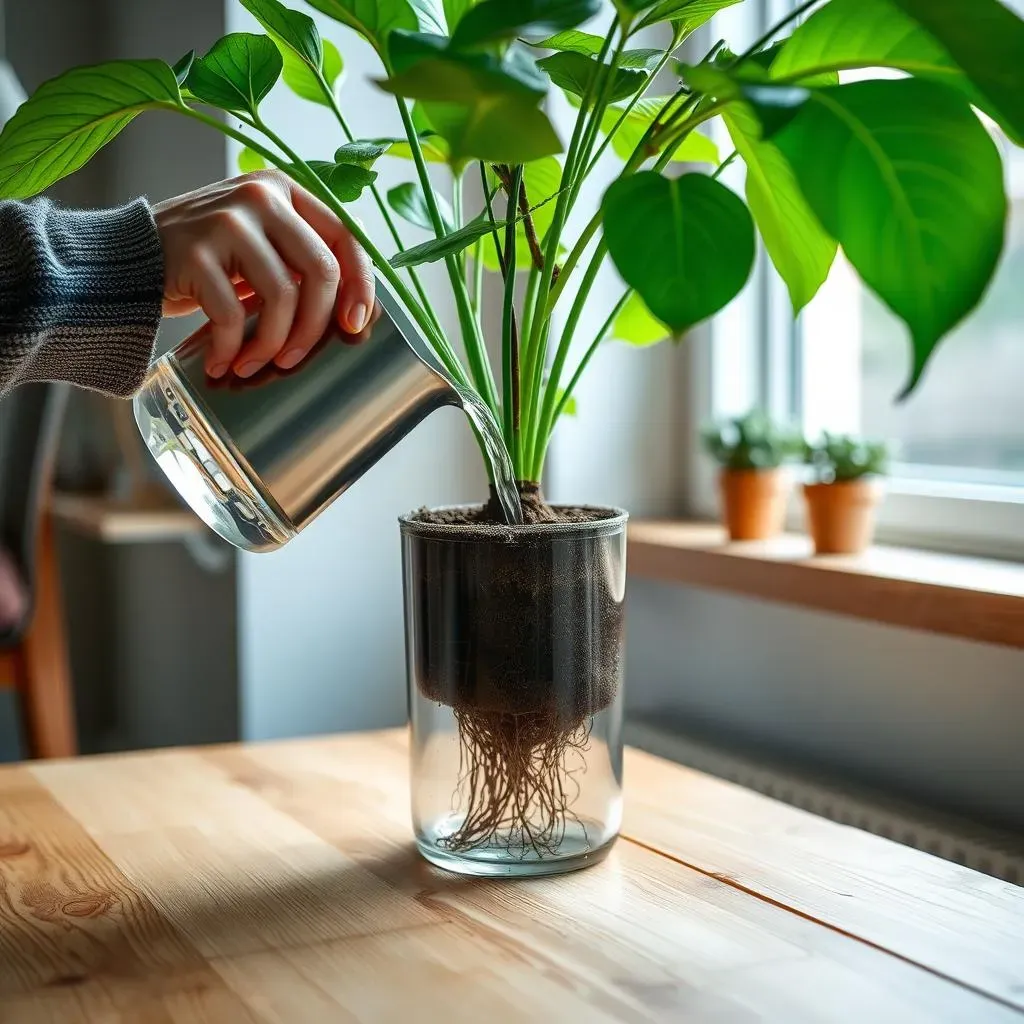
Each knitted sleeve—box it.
[0,197,164,399]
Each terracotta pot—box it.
[719,468,789,541]
[803,479,883,555]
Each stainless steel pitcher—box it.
[133,280,459,553]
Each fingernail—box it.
[208,363,228,379]
[235,360,262,378]
[347,302,368,333]
[276,348,304,370]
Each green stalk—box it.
[395,98,500,415]
[212,107,469,387]
[520,28,616,479]
[316,74,442,337]
[517,263,543,436]
[529,241,606,479]
[501,165,524,471]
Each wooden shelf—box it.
[628,520,1024,649]
[50,489,203,544]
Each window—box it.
[693,0,1024,558]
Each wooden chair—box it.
[0,383,76,758]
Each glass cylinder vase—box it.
[400,507,627,877]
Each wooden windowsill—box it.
[628,521,1024,649]
[51,489,202,544]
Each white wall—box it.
[227,7,485,739]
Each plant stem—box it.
[503,165,524,471]
[521,27,616,480]
[205,106,469,387]
[529,240,606,479]
[537,288,630,473]
[317,76,442,336]
[395,97,500,415]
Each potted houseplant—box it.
[2,0,1020,875]
[803,433,889,555]
[702,410,800,540]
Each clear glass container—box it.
[401,507,628,877]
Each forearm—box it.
[0,198,164,399]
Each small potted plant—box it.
[702,412,800,541]
[803,433,890,555]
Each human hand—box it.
[154,171,375,379]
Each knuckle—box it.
[211,207,247,235]
[312,250,341,284]
[268,275,298,305]
[234,177,277,210]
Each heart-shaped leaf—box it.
[237,146,268,172]
[388,181,455,232]
[598,96,719,163]
[531,31,663,71]
[392,215,503,267]
[889,0,1024,143]
[613,292,671,347]
[538,51,648,103]
[0,60,180,199]
[636,0,742,34]
[308,159,378,202]
[187,33,282,115]
[770,0,1016,140]
[723,103,836,313]
[451,0,601,49]
[749,78,1006,394]
[603,172,756,334]
[305,0,445,54]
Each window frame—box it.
[687,1,1024,562]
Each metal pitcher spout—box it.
[133,279,460,553]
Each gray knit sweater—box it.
[0,198,164,399]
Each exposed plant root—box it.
[441,706,592,856]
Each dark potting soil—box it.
[405,486,624,726]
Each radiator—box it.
[625,720,1024,885]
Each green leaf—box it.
[452,0,601,49]
[636,0,742,34]
[379,36,561,164]
[531,31,663,71]
[538,51,648,103]
[770,0,1014,139]
[334,140,390,166]
[279,39,344,104]
[445,0,480,30]
[172,51,195,85]
[304,0,445,54]
[388,181,455,232]
[602,172,755,335]
[598,96,719,163]
[379,103,451,162]
[888,0,1024,144]
[751,78,1006,395]
[391,215,504,267]
[237,146,268,172]
[613,292,671,347]
[187,33,282,115]
[308,159,378,202]
[0,60,180,200]
[241,0,321,66]
[723,104,836,313]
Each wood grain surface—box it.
[0,730,1021,1022]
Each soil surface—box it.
[414,482,612,526]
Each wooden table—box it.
[2,731,1022,1022]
